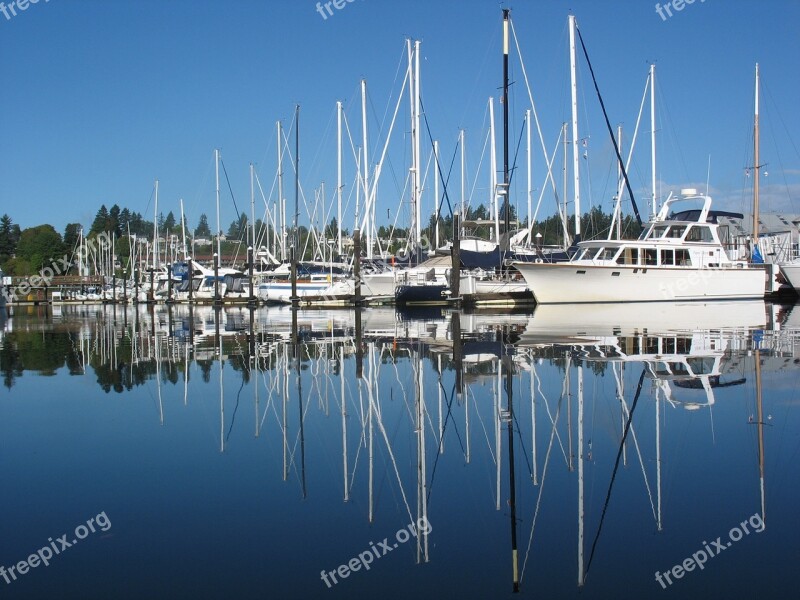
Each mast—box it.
[414,40,422,256]
[214,150,221,263]
[361,80,371,259]
[502,9,511,251]
[180,198,188,260]
[337,100,343,257]
[295,104,300,257]
[527,109,532,240]
[753,63,761,249]
[562,122,570,247]
[153,179,159,271]
[460,129,466,221]
[277,121,286,261]
[577,364,585,587]
[250,163,256,250]
[569,15,582,240]
[434,140,440,249]
[755,346,766,524]
[650,64,657,218]
[489,97,499,244]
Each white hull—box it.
[779,262,800,291]
[258,280,345,304]
[514,262,766,304]
[519,300,767,344]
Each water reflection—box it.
[0,302,797,598]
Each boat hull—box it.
[513,262,766,304]
[779,262,800,291]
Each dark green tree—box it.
[15,225,65,274]
[195,213,212,238]
[109,204,122,238]
[0,214,18,265]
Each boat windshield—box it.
[685,225,714,242]
[649,225,668,239]
[665,225,687,238]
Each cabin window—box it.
[665,225,686,238]
[660,249,675,265]
[676,249,691,266]
[576,248,591,260]
[598,247,619,261]
[650,225,668,239]
[616,248,638,265]
[685,225,713,242]
[641,248,657,266]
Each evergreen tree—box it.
[90,205,110,236]
[109,204,122,238]
[63,223,82,252]
[195,213,212,238]
[118,207,131,235]
[163,211,176,234]
[0,214,17,264]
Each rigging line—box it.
[420,98,456,217]
[219,157,243,229]
[618,384,658,523]
[519,379,567,583]
[574,23,642,227]
[426,380,467,505]
[369,389,415,526]
[585,367,647,579]
[506,114,527,215]
[225,376,245,442]
[511,406,534,477]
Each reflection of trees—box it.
[1,337,23,389]
[0,331,83,388]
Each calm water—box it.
[0,302,798,599]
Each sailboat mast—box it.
[277,121,286,261]
[414,40,422,256]
[753,63,760,247]
[153,179,159,271]
[337,100,343,258]
[569,15,582,239]
[650,64,657,218]
[434,140,440,249]
[295,104,300,256]
[527,108,532,240]
[502,9,511,251]
[360,80,370,259]
[180,198,187,260]
[460,129,466,221]
[489,97,499,244]
[215,149,221,263]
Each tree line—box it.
[0,201,641,276]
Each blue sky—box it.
[1,0,799,235]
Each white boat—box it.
[517,300,766,346]
[513,190,767,304]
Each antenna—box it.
[706,155,711,196]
